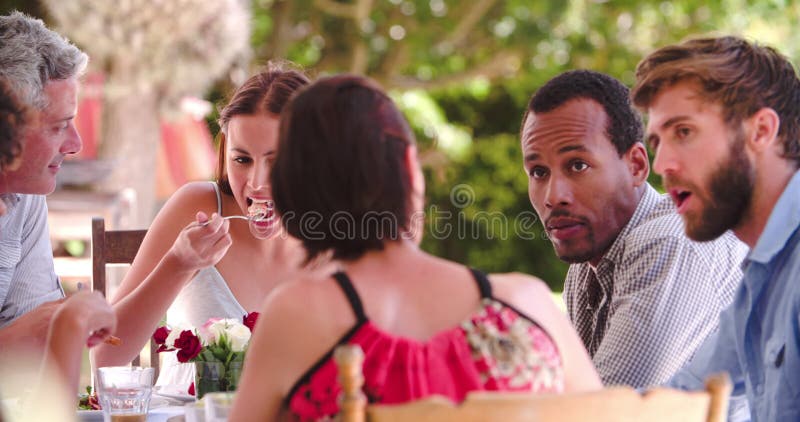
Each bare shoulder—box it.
[488,272,564,324]
[174,181,218,198]
[490,272,553,304]
[158,182,220,220]
[267,273,328,306]
[129,182,221,268]
[145,182,220,234]
[261,272,354,329]
[253,272,358,392]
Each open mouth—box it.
[246,198,276,224]
[669,189,692,212]
[246,198,278,240]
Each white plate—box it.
[150,397,172,408]
[76,397,171,421]
[76,409,102,421]
[154,386,196,403]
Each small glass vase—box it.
[194,361,243,399]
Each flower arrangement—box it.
[153,312,259,397]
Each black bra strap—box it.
[469,268,493,299]
[332,272,368,323]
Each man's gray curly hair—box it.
[0,11,87,109]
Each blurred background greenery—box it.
[4,0,800,291]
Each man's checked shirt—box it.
[563,183,748,388]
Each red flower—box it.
[174,330,203,363]
[243,312,260,332]
[153,326,171,352]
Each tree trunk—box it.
[98,80,161,229]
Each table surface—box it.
[76,394,190,422]
[148,405,186,421]
[77,406,186,422]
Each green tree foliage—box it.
[245,0,800,289]
[9,0,799,289]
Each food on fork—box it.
[89,328,121,346]
[104,335,122,346]
[247,199,271,222]
[246,199,277,239]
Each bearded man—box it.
[634,36,800,421]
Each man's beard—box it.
[686,130,754,241]
[554,230,599,264]
[545,210,606,264]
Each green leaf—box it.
[211,345,229,362]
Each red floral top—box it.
[285,270,564,420]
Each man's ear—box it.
[625,142,650,187]
[404,144,425,245]
[745,107,780,154]
[404,145,421,191]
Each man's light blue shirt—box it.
[669,170,800,421]
[0,194,62,328]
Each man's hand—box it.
[44,291,116,394]
[52,291,117,347]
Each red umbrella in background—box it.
[157,97,217,200]
[73,72,216,201]
[74,72,104,160]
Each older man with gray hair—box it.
[0,12,115,390]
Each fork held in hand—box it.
[196,213,270,227]
[196,215,258,227]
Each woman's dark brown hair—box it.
[0,79,24,171]
[215,62,310,195]
[271,75,416,262]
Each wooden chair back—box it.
[91,217,146,296]
[90,217,156,375]
[334,345,732,422]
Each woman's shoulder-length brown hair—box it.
[271,74,416,263]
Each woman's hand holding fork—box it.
[166,211,233,272]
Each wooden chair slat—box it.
[91,216,156,376]
[334,345,731,422]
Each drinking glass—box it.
[95,366,155,422]
[183,400,205,422]
[204,391,236,422]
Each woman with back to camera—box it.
[231,75,601,420]
[92,62,331,387]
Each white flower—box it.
[226,324,252,352]
[198,318,222,345]
[206,318,239,344]
[201,318,251,351]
